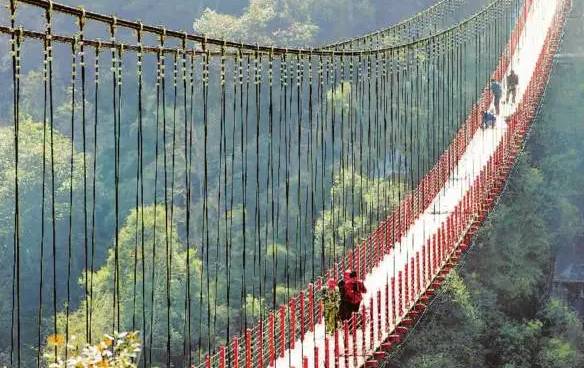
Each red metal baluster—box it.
[439,218,445,267]
[351,245,361,274]
[423,240,428,286]
[443,222,448,259]
[437,227,442,267]
[369,298,375,351]
[300,291,305,340]
[410,256,415,304]
[362,240,367,275]
[279,305,286,358]
[384,280,389,331]
[397,271,403,317]
[361,308,367,357]
[347,250,354,275]
[219,345,226,368]
[314,347,319,368]
[290,298,297,349]
[269,313,275,366]
[404,263,409,309]
[245,329,252,368]
[448,216,453,250]
[308,284,315,332]
[324,337,330,368]
[233,336,240,368]
[343,320,350,368]
[377,290,382,339]
[334,329,340,368]
[351,313,358,366]
[391,276,396,327]
[416,252,421,297]
[258,320,264,368]
[432,233,437,277]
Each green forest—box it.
[0,1,478,366]
[385,2,584,366]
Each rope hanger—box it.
[5,0,509,57]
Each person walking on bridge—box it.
[506,69,519,104]
[490,78,503,115]
[338,270,353,321]
[323,278,340,334]
[345,270,367,316]
[482,108,497,129]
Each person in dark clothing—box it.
[490,79,503,115]
[482,109,497,129]
[345,271,367,315]
[337,270,353,321]
[506,69,519,104]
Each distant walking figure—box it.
[506,69,519,104]
[482,109,497,129]
[490,79,503,115]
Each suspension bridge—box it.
[0,0,570,367]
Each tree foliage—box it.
[53,204,213,365]
[0,118,86,354]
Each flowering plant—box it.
[46,331,141,368]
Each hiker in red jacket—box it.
[344,270,367,315]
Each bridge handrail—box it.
[7,0,503,57]
[318,0,467,51]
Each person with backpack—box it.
[490,79,503,115]
[482,109,497,129]
[506,69,519,104]
[345,270,367,315]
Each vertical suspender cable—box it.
[9,0,21,363]
[149,43,162,368]
[268,49,276,308]
[213,42,227,350]
[36,28,48,368]
[90,39,100,348]
[45,3,58,363]
[65,35,77,362]
[204,43,212,356]
[108,19,119,335]
[78,11,89,345]
[307,50,315,280]
[160,32,173,366]
[318,54,325,271]
[254,48,262,318]
[295,52,303,286]
[185,36,195,366]
[134,25,145,363]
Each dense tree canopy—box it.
[0,118,86,358]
